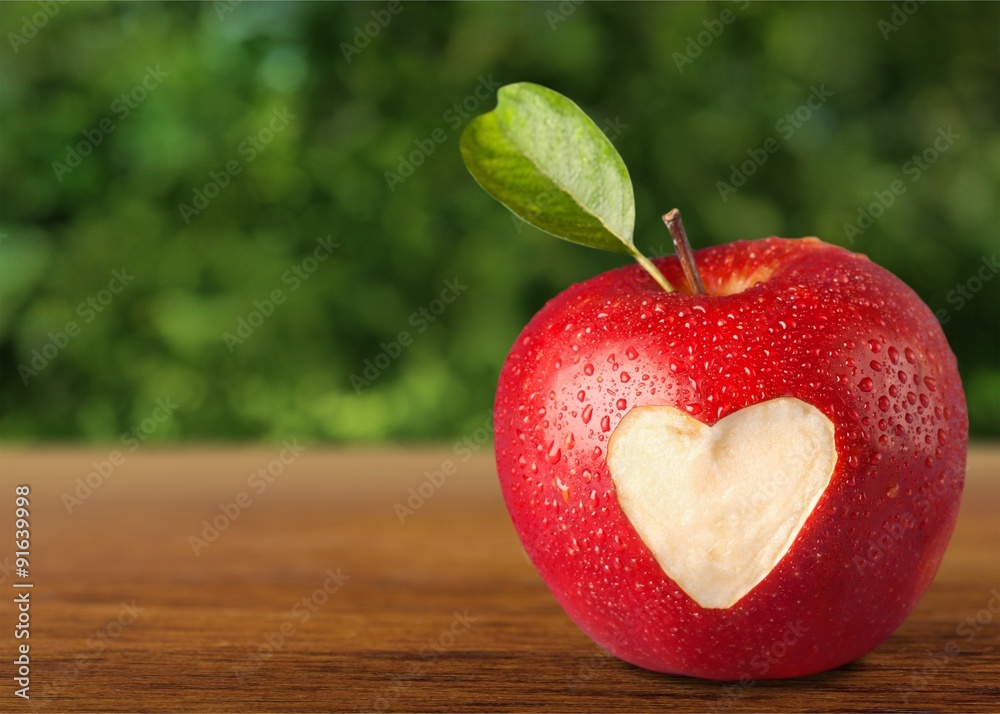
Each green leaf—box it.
[460,82,637,255]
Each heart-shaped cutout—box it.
[607,397,836,609]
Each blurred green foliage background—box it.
[1,1,997,444]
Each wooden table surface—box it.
[0,446,997,713]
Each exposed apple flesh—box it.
[607,397,837,609]
[494,237,967,679]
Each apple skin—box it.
[494,237,967,679]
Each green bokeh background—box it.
[1,1,997,444]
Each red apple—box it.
[494,236,967,679]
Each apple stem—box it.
[662,209,706,295]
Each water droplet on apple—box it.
[626,347,639,360]
[581,404,593,424]
[577,390,586,402]
[904,347,916,364]
[889,385,898,398]
[937,428,946,445]
[620,372,631,383]
[583,364,594,376]
[924,377,937,391]
[600,415,611,432]
[919,394,929,408]
[616,398,627,411]
[685,403,702,415]
[870,360,882,372]
[564,432,575,450]
[886,484,899,498]
[592,446,603,459]
[869,339,882,353]
[546,441,561,464]
[859,377,874,392]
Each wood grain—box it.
[0,446,997,712]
